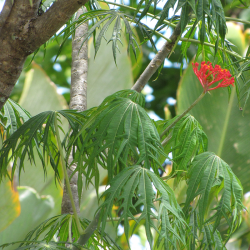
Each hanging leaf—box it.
[0,99,31,139]
[184,152,244,233]
[0,110,85,182]
[98,165,187,249]
[69,90,166,197]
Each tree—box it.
[0,0,250,249]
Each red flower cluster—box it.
[192,62,234,92]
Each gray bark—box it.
[61,8,88,215]
[131,18,183,92]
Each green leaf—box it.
[0,109,85,183]
[56,10,144,65]
[14,214,120,250]
[19,64,68,116]
[87,20,134,108]
[169,114,208,176]
[15,64,72,216]
[69,91,166,195]
[154,0,176,31]
[98,165,187,249]
[200,224,226,249]
[0,99,31,138]
[184,152,244,232]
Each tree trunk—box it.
[61,8,88,215]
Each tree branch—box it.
[131,19,182,92]
[0,0,89,111]
[0,0,14,34]
[30,0,88,50]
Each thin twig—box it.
[131,16,185,92]
[160,92,205,139]
[161,133,172,147]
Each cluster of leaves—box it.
[56,9,154,64]
[0,109,84,182]
[37,0,250,114]
[0,214,120,250]
[68,90,166,198]
[0,89,244,249]
[98,165,187,249]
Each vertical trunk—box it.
[61,7,88,215]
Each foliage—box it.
[0,88,244,249]
[0,110,83,182]
[1,0,250,248]
[68,90,166,199]
[0,99,31,139]
[99,165,187,249]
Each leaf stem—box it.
[54,113,84,235]
[160,91,206,139]
[161,133,172,147]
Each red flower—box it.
[192,61,234,92]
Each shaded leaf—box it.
[69,90,165,197]
[98,165,187,249]
[184,152,244,232]
[0,99,31,139]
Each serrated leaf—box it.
[0,99,31,139]
[184,152,244,232]
[98,165,187,249]
[69,90,166,198]
[169,114,207,175]
[0,110,85,183]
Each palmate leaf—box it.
[187,210,226,249]
[184,152,244,233]
[98,165,187,249]
[0,99,31,139]
[69,90,165,191]
[195,0,226,45]
[56,9,151,63]
[0,241,82,250]
[15,214,120,250]
[170,114,208,175]
[0,110,85,182]
[200,224,226,250]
